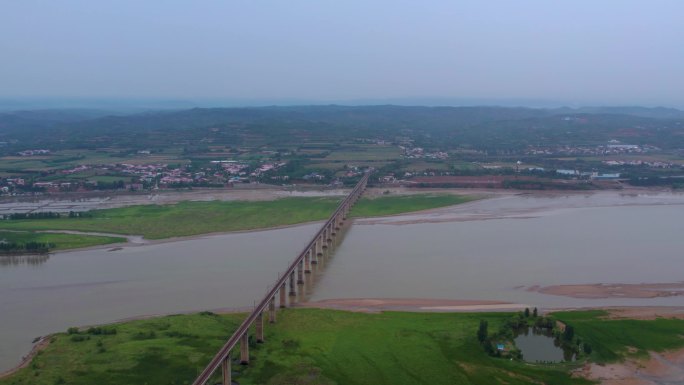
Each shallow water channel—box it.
[2,191,684,372]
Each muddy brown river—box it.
[1,191,684,372]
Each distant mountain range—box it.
[1,97,683,119]
[1,105,683,152]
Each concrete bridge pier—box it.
[310,247,318,264]
[317,238,324,255]
[240,332,249,365]
[313,240,322,259]
[297,260,305,284]
[326,224,333,242]
[303,267,314,295]
[288,271,296,296]
[304,250,312,273]
[256,312,264,343]
[269,296,276,323]
[221,353,231,385]
[321,233,328,250]
[279,283,286,308]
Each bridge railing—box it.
[192,172,370,385]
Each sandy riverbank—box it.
[0,185,671,215]
[298,298,533,313]
[356,188,684,227]
[575,348,684,385]
[0,186,350,214]
[528,282,684,299]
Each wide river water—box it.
[1,191,684,372]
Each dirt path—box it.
[298,298,532,313]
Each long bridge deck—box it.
[192,172,370,385]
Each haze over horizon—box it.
[2,1,683,108]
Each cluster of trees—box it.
[67,326,117,335]
[67,211,92,218]
[0,241,55,254]
[477,308,592,361]
[628,176,684,188]
[502,179,594,191]
[93,180,126,190]
[6,211,61,220]
[3,211,92,220]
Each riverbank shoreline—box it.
[39,188,684,254]
[2,191,480,254]
[0,185,676,215]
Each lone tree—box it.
[563,325,575,341]
[533,307,538,317]
[477,320,489,343]
[524,308,530,317]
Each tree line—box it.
[0,241,55,254]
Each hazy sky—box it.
[1,0,683,106]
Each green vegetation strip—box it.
[553,310,684,363]
[0,194,474,241]
[0,312,241,385]
[0,198,342,240]
[0,231,124,252]
[350,194,476,218]
[7,309,683,385]
[0,310,584,385]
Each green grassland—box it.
[0,310,584,385]
[554,310,684,363]
[0,194,473,242]
[0,198,342,240]
[322,146,402,161]
[400,160,451,171]
[0,231,125,251]
[7,308,684,385]
[0,312,242,385]
[235,309,587,385]
[350,194,476,217]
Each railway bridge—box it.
[192,172,370,385]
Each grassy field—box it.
[350,194,476,217]
[0,198,342,240]
[400,160,451,171]
[3,309,683,385]
[554,310,684,363]
[0,312,242,385]
[235,309,587,385]
[0,231,125,251]
[322,146,402,161]
[0,309,596,385]
[0,194,473,242]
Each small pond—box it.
[514,328,575,363]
